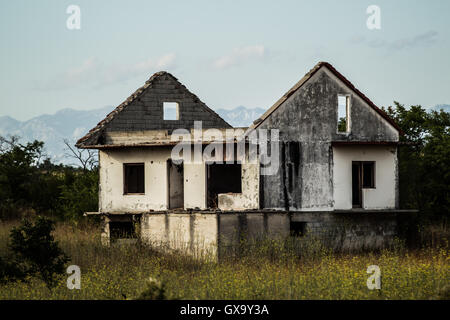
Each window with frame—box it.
[123,163,145,194]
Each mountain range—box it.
[0,106,266,165]
[0,104,448,165]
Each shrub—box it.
[8,216,70,288]
[136,277,167,300]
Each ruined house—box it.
[77,62,413,258]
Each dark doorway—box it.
[167,159,184,209]
[206,163,242,208]
[352,162,362,207]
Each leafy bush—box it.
[60,168,98,221]
[7,216,70,288]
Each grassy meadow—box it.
[0,220,448,300]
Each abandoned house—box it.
[76,61,414,258]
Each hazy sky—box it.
[1,0,449,121]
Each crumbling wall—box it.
[218,162,259,211]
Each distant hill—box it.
[0,107,112,165]
[0,106,265,165]
[216,106,265,128]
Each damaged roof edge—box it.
[250,61,403,135]
[75,71,231,148]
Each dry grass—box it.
[0,220,448,300]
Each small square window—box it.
[124,163,145,194]
[163,102,179,120]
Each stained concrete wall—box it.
[258,67,399,211]
[141,213,218,258]
[217,211,399,255]
[333,145,398,209]
[132,211,403,260]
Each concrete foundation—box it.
[101,210,414,260]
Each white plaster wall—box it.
[333,146,397,210]
[218,162,260,210]
[99,148,170,213]
[184,163,207,209]
[100,148,208,213]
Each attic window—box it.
[337,95,350,133]
[163,102,179,120]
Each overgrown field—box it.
[0,221,448,300]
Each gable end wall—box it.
[258,67,399,210]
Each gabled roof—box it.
[76,71,231,148]
[250,61,402,133]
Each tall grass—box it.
[0,220,448,300]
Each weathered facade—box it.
[253,62,400,211]
[77,62,414,259]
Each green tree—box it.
[60,168,99,221]
[384,103,450,221]
[0,136,44,219]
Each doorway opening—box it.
[352,161,375,208]
[167,159,184,209]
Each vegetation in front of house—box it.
[0,221,448,300]
[1,217,69,289]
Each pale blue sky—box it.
[1,0,449,120]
